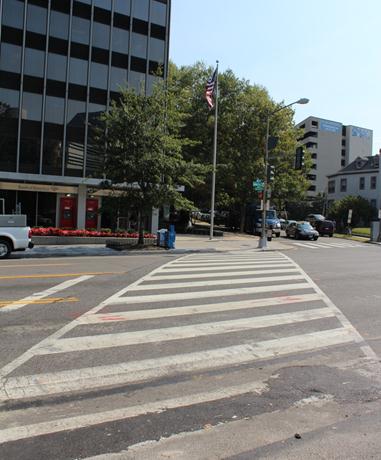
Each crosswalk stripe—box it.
[80,293,323,323]
[0,380,269,444]
[1,327,355,402]
[35,307,334,355]
[179,255,287,262]
[108,282,312,305]
[292,242,319,249]
[145,268,300,281]
[169,259,288,266]
[161,262,295,273]
[132,274,305,291]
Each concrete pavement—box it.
[1,247,381,459]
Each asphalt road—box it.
[0,242,380,459]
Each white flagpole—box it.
[209,61,219,240]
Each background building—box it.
[327,155,381,210]
[297,116,373,197]
[0,0,170,229]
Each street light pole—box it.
[258,98,309,250]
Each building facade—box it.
[327,155,381,210]
[297,116,373,198]
[0,0,170,229]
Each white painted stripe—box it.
[292,242,319,249]
[145,268,300,281]
[1,328,355,402]
[131,275,305,291]
[281,253,379,362]
[0,275,94,313]
[108,282,313,305]
[169,259,288,267]
[310,242,335,248]
[161,262,295,273]
[0,256,181,379]
[35,308,334,355]
[80,293,323,323]
[0,380,269,444]
[172,255,287,260]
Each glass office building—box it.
[0,0,170,228]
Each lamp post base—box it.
[257,236,268,250]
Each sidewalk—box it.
[11,233,291,259]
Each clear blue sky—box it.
[170,0,381,155]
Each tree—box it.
[169,62,311,232]
[327,195,375,230]
[97,79,207,244]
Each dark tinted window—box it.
[112,27,129,54]
[114,0,131,15]
[151,0,166,26]
[110,66,127,91]
[45,95,65,125]
[71,16,90,44]
[47,53,67,81]
[0,43,22,73]
[131,32,147,58]
[2,0,25,29]
[149,37,165,63]
[50,10,69,40]
[69,57,88,86]
[94,0,112,9]
[132,0,149,21]
[92,22,110,49]
[27,3,47,35]
[90,62,108,89]
[24,47,46,78]
[0,88,19,171]
[22,92,43,121]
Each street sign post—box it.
[347,209,353,224]
[253,179,264,192]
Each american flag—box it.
[205,68,217,109]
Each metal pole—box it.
[209,62,219,240]
[258,116,270,249]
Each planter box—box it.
[106,238,157,250]
[32,236,156,246]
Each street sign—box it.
[253,179,264,191]
[347,209,353,224]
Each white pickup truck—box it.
[0,215,34,259]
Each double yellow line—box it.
[0,297,79,308]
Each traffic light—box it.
[267,165,275,182]
[295,146,305,169]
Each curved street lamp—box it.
[258,98,310,250]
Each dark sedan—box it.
[315,219,335,237]
[286,221,319,240]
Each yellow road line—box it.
[0,272,120,280]
[0,263,72,269]
[0,297,79,307]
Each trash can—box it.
[157,229,168,247]
[166,224,176,249]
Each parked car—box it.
[279,218,286,230]
[283,219,297,230]
[305,214,325,227]
[315,219,335,237]
[286,221,319,240]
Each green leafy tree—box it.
[169,62,311,231]
[97,79,207,244]
[327,195,375,230]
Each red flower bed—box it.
[30,227,156,239]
